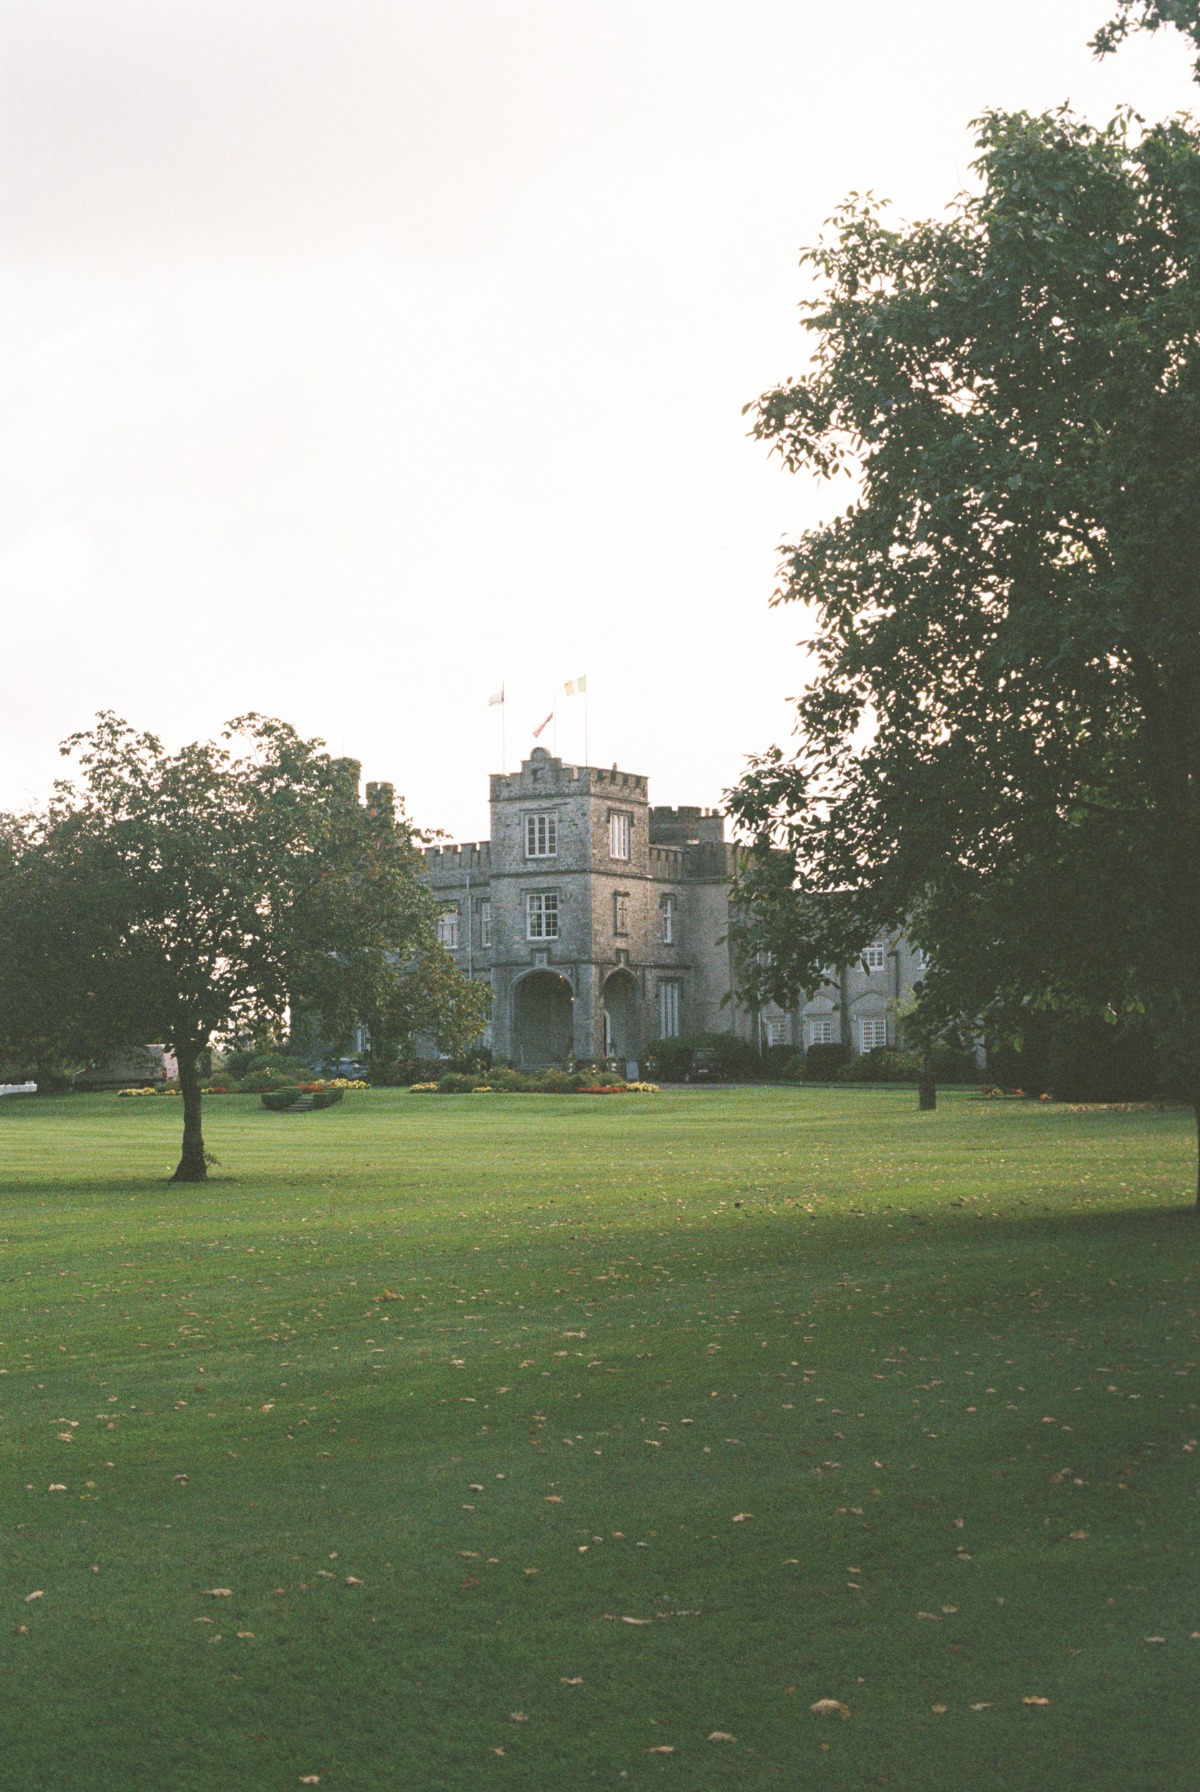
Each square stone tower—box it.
[487,746,654,1067]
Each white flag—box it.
[563,675,587,696]
[488,687,505,707]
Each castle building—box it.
[421,748,924,1072]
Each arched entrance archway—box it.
[512,971,574,1069]
[602,969,640,1063]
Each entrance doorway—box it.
[602,969,639,1063]
[512,971,574,1068]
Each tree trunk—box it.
[1195,1099,1200,1212]
[918,1055,937,1112]
[172,1044,208,1183]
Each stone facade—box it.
[422,747,922,1071]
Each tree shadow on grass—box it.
[0,1173,245,1202]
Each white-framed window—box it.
[660,893,676,944]
[862,940,887,972]
[609,811,631,860]
[764,1015,790,1048]
[806,1013,838,1047]
[526,891,559,940]
[436,905,459,950]
[525,813,558,858]
[478,899,491,948]
[658,978,681,1038]
[613,891,630,935]
[859,1017,889,1052]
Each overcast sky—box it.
[1,0,1193,841]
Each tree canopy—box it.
[1092,0,1200,74]
[0,714,489,1179]
[728,101,1200,1184]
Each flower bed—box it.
[260,1086,345,1112]
[409,1074,659,1096]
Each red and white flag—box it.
[532,710,554,738]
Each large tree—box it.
[728,100,1200,1194]
[0,714,488,1180]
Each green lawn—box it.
[0,1087,1197,1791]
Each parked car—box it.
[322,1058,366,1079]
[686,1046,721,1082]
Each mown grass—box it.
[0,1087,1196,1791]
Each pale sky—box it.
[1,0,1193,842]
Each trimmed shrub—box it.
[242,1066,312,1093]
[309,1087,344,1109]
[644,1031,763,1083]
[487,1066,529,1093]
[839,1047,922,1084]
[227,1051,312,1084]
[378,1050,491,1087]
[533,1069,574,1094]
[643,1037,694,1082]
[436,1072,480,1094]
[778,1052,807,1083]
[804,1042,849,1081]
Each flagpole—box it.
[584,685,589,767]
[552,700,557,756]
[502,688,507,775]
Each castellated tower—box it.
[421,747,738,1071]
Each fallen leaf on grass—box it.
[299,1778,320,1785]
[24,1591,44,1603]
[931,1704,948,1714]
[708,1731,735,1742]
[1144,1636,1165,1644]
[1070,1531,1087,1540]
[236,1631,255,1639]
[345,1576,363,1586]
[811,1700,851,1719]
[545,1495,562,1503]
[731,1513,752,1523]
[509,1712,528,1722]
[648,1745,675,1753]
[561,1676,583,1685]
[48,1484,66,1493]
[622,1616,652,1626]
[970,1703,992,1711]
[205,1589,233,1598]
[1022,1697,1050,1706]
